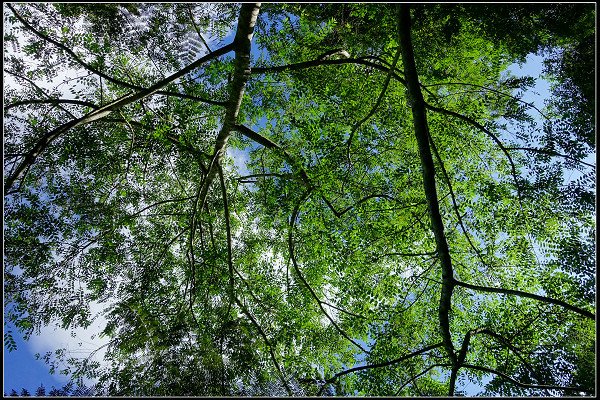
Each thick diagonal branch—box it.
[184,4,261,322]
[191,4,260,216]
[449,327,484,395]
[4,43,234,193]
[475,328,545,383]
[461,364,594,394]
[323,342,443,385]
[398,4,456,367]
[251,54,407,87]
[233,123,312,187]
[8,4,226,106]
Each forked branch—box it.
[288,191,370,354]
[316,343,443,395]
[218,165,293,396]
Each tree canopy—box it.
[3,3,595,396]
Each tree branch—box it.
[191,4,260,218]
[234,124,314,188]
[127,196,195,220]
[474,328,545,383]
[4,41,233,193]
[461,364,594,394]
[374,251,437,261]
[8,4,226,106]
[423,101,523,201]
[505,147,595,169]
[4,69,80,119]
[235,124,402,220]
[398,4,456,366]
[218,165,293,396]
[428,133,490,269]
[236,172,295,183]
[322,193,398,218]
[4,98,99,111]
[454,280,595,320]
[288,190,370,354]
[185,4,212,53]
[8,3,135,89]
[4,115,86,193]
[424,81,551,120]
[319,342,443,394]
[449,327,484,395]
[395,363,448,395]
[320,300,368,320]
[251,54,407,86]
[346,48,402,161]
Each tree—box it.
[3,3,595,396]
[4,382,95,397]
[34,384,45,397]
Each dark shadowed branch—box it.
[455,280,595,320]
[398,3,457,367]
[461,364,594,394]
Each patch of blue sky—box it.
[3,330,71,394]
[503,53,552,118]
[499,52,595,183]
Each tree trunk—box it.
[397,3,457,378]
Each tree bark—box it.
[397,4,457,373]
[193,3,261,212]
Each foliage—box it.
[3,3,595,397]
[4,382,96,397]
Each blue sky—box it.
[4,334,70,394]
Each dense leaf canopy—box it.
[3,3,595,396]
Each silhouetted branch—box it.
[505,147,595,169]
[317,342,443,395]
[455,280,595,320]
[461,364,594,394]
[218,164,293,395]
[424,81,551,120]
[398,3,456,366]
[288,190,370,354]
